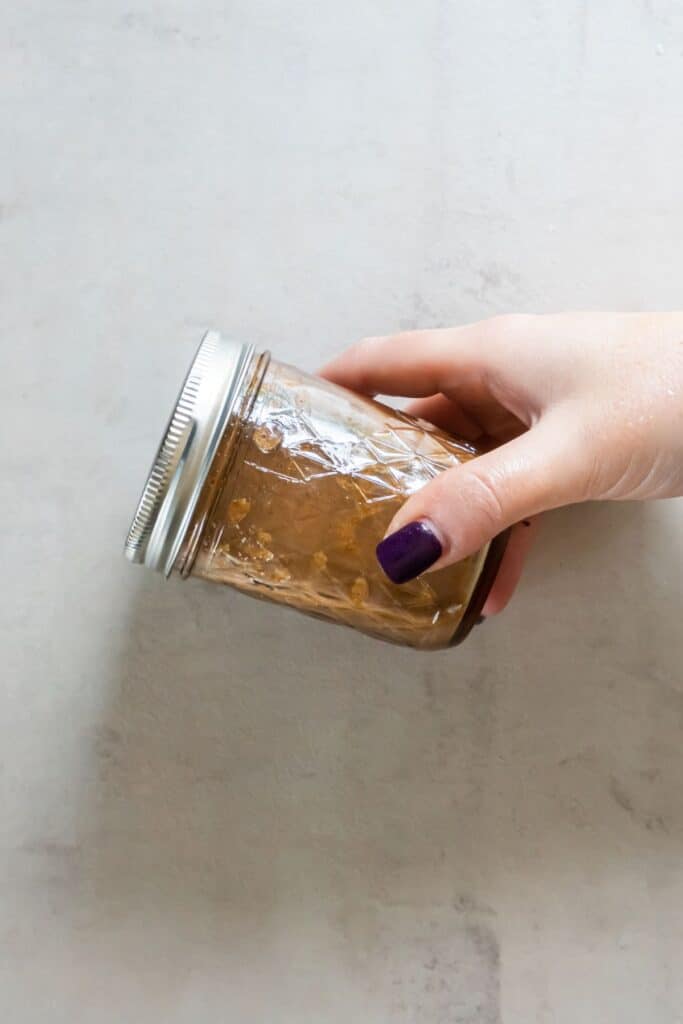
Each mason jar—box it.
[125,331,508,649]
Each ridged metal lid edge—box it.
[124,330,255,575]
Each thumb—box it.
[376,416,586,583]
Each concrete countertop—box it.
[2,2,682,1021]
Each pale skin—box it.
[322,313,683,614]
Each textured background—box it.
[2,2,683,1021]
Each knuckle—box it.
[482,316,509,347]
[456,468,506,531]
[568,416,613,500]
[580,450,607,499]
[484,313,536,347]
[542,416,614,505]
[358,335,383,352]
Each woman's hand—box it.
[322,313,683,614]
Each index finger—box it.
[320,323,499,398]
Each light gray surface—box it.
[2,2,683,1021]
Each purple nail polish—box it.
[376,521,443,584]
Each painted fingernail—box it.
[376,521,443,584]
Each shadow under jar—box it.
[125,331,509,649]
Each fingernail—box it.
[376,521,443,584]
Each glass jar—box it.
[125,331,508,649]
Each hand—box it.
[322,313,683,614]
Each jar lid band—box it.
[124,331,256,576]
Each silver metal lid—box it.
[124,330,256,575]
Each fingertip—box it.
[481,517,538,615]
[319,337,382,393]
[319,329,459,398]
